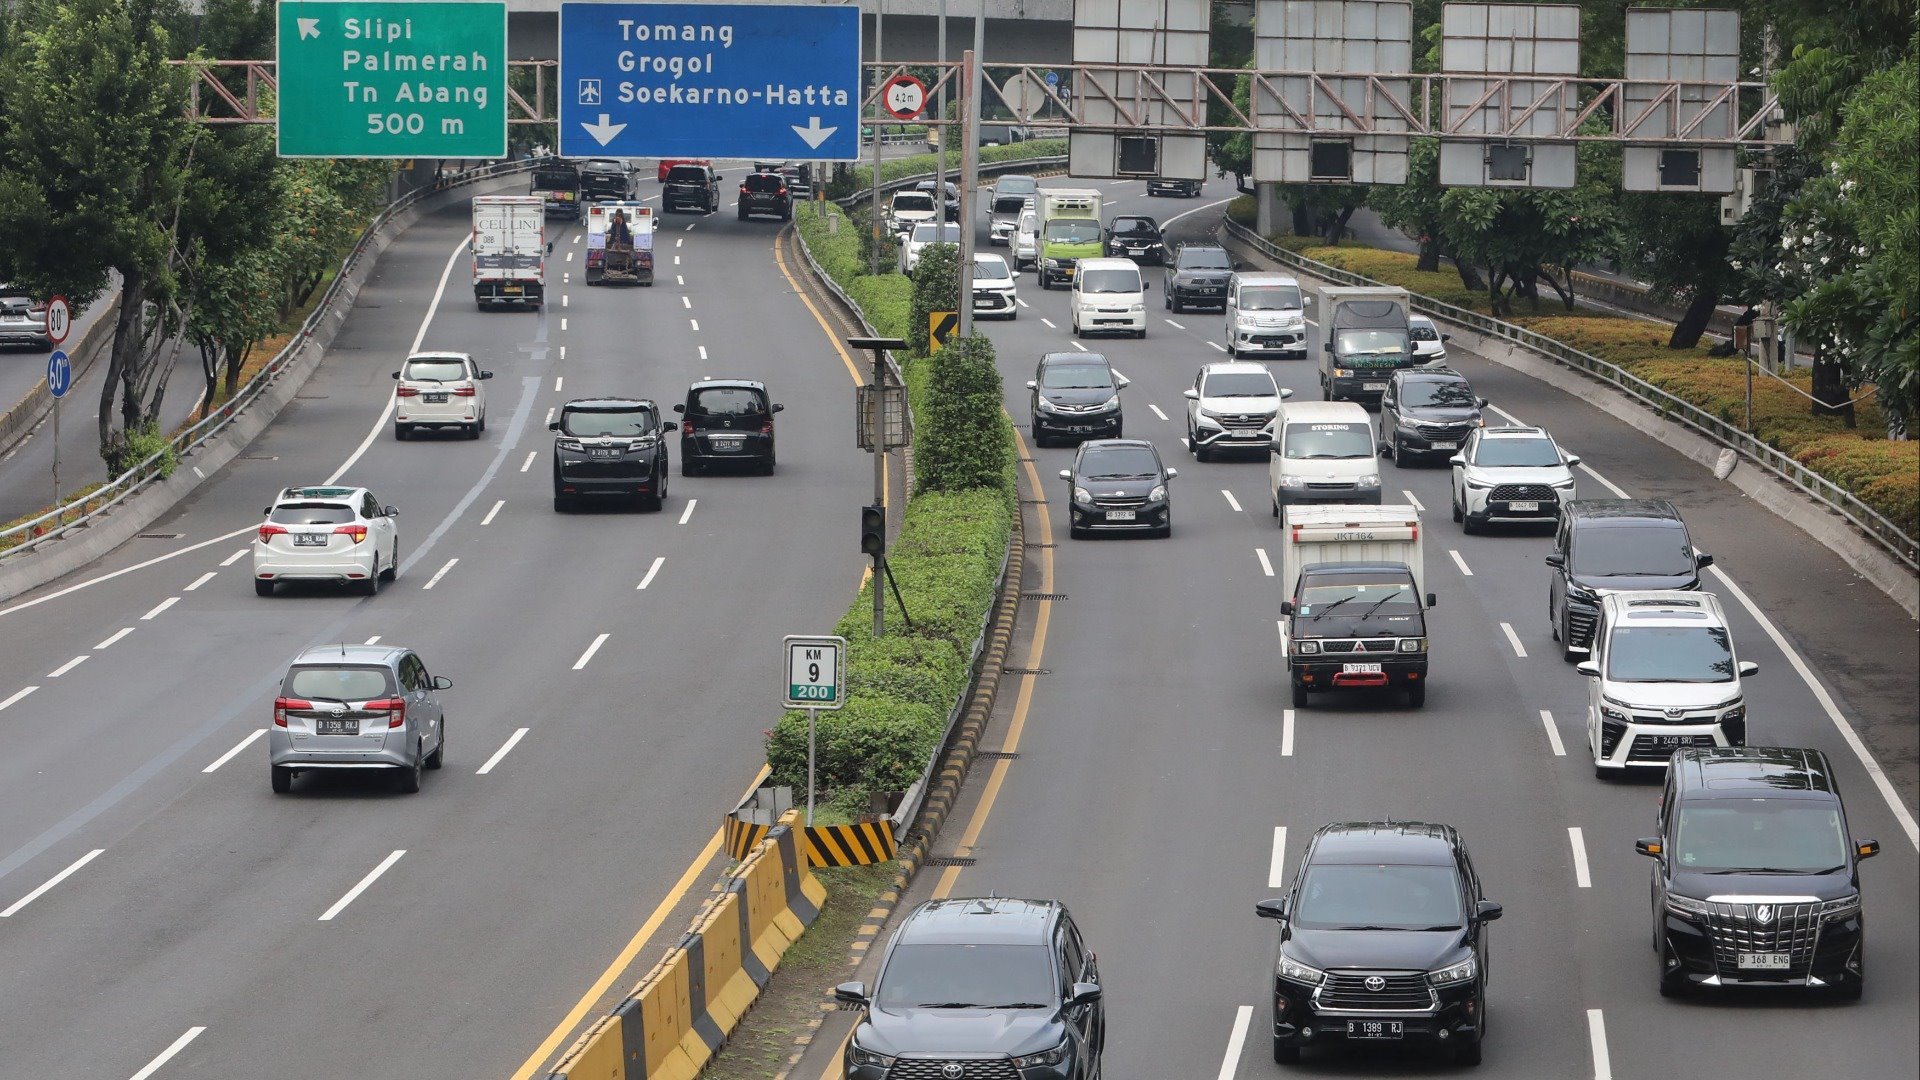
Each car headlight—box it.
[1098,395,1120,411]
[1357,475,1381,488]
[1045,258,1063,268]
[1036,397,1061,413]
[1821,893,1862,921]
[1073,487,1093,506]
[1128,302,1145,312]
[1666,892,1711,917]
[1720,702,1745,723]
[1553,479,1577,491]
[556,438,584,452]
[1398,637,1424,652]
[1011,1040,1071,1069]
[1279,475,1307,489]
[1283,315,1305,328]
[847,1040,896,1069]
[1277,954,1326,985]
[1333,367,1353,378]
[1148,484,1167,501]
[1194,409,1221,425]
[1566,583,1599,605]
[1600,704,1629,723]
[1464,478,1493,489]
[1428,955,1478,986]
[1296,640,1320,655]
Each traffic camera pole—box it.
[849,336,905,637]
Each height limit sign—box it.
[783,635,846,709]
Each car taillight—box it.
[334,524,369,544]
[258,524,288,542]
[777,186,787,196]
[453,385,477,397]
[367,698,407,728]
[273,697,310,726]
[739,184,749,194]
[760,421,773,434]
[395,386,419,397]
[683,420,696,435]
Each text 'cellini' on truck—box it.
[1279,505,1438,709]
[1038,188,1103,290]
[471,195,547,310]
[1319,286,1414,403]
[583,202,653,287]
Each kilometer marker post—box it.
[783,635,847,825]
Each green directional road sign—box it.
[277,0,507,158]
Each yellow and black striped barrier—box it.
[724,787,898,866]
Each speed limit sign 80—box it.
[44,294,72,347]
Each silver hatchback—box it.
[269,645,448,794]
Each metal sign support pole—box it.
[936,0,948,215]
[957,39,982,339]
[51,398,59,510]
[806,705,817,826]
[872,343,887,640]
[869,0,886,275]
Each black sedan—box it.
[1104,215,1166,264]
[1061,439,1175,539]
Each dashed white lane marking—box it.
[561,294,569,308]
[1148,403,1168,421]
[1448,549,1473,576]
[422,558,459,590]
[637,556,665,590]
[1500,621,1527,658]
[1070,341,1087,351]
[681,295,692,309]
[1255,547,1274,577]
[0,686,37,712]
[520,451,537,473]
[129,1027,207,1080]
[47,655,88,678]
[572,633,611,670]
[1207,340,1226,352]
[476,728,530,775]
[480,500,504,526]
[674,255,681,265]
[1016,298,1029,308]
[364,636,381,644]
[220,549,247,567]
[566,251,574,263]
[676,238,685,247]
[677,275,684,286]
[560,316,568,331]
[318,850,406,921]
[1280,710,1295,758]
[95,627,135,650]
[1539,709,1566,756]
[1578,462,1631,498]
[698,345,708,361]
[1102,200,1117,206]
[1040,317,1056,328]
[545,407,554,426]
[1180,437,1191,449]
[1587,1009,1612,1080]
[685,223,696,232]
[1216,1005,1253,1080]
[1221,490,1243,512]
[191,466,204,479]
[689,318,700,332]
[1401,489,1425,512]
[1165,318,1185,329]
[558,346,566,361]
[0,848,104,918]
[202,728,265,773]
[563,273,570,284]
[677,499,698,525]
[1268,826,1288,888]
[141,597,178,621]
[553,376,564,392]
[1568,827,1592,888]
[184,571,216,592]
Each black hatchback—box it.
[674,380,782,475]
[550,397,673,511]
[1061,439,1175,539]
[1378,366,1487,466]
[1257,822,1501,1066]
[737,172,792,221]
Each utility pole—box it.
[868,0,886,274]
[935,0,948,226]
[956,32,983,338]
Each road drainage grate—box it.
[922,856,977,867]
[974,750,1021,760]
[136,533,183,540]
[1001,667,1052,676]
[1020,592,1067,601]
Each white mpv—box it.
[1579,591,1756,778]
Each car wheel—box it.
[270,765,294,794]
[1135,329,1147,339]
[358,559,381,596]
[395,750,423,794]
[1462,507,1480,535]
[1193,436,1211,463]
[1273,1038,1300,1064]
[1030,424,1049,449]
[1407,682,1426,708]
[1068,522,1087,540]
[1271,497,1280,518]
[1389,437,1404,468]
[1452,490,1465,523]
[553,495,572,513]
[394,423,409,441]
[738,209,747,221]
[759,456,775,476]
[477,413,487,434]
[1163,291,1172,311]
[682,458,700,477]
[254,579,274,597]
[1225,340,1237,358]
[425,721,445,769]
[380,546,398,582]
[1291,680,1308,708]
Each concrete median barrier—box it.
[547,815,826,1080]
[724,785,899,867]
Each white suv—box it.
[1579,591,1757,779]
[394,352,492,440]
[971,253,1019,320]
[899,222,962,274]
[254,486,400,596]
[1449,425,1578,533]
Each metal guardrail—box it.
[1222,217,1919,573]
[832,153,1068,210]
[0,159,535,560]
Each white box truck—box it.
[471,195,547,309]
[1277,505,1437,708]
[1319,286,1413,403]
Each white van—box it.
[1225,272,1311,358]
[1268,400,1383,515]
[1070,257,1148,338]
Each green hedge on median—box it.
[830,139,1065,199]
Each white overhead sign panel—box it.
[1252,0,1414,185]
[1438,2,1581,188]
[1621,8,1739,193]
[1069,0,1211,181]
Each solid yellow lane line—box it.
[510,764,771,1080]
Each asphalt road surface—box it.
[796,175,1918,1080]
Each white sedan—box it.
[254,486,400,596]
[1410,314,1451,363]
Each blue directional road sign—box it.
[558,3,861,161]
[47,350,72,399]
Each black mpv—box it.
[1257,822,1500,1066]
[1638,746,1878,999]
[1163,243,1233,312]
[1028,352,1127,447]
[1062,439,1175,539]
[550,397,672,511]
[1547,499,1711,660]
[1378,366,1487,466]
[837,897,1104,1080]
[674,380,782,475]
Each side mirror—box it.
[1426,592,1438,609]
[1026,380,1038,390]
[1476,397,1489,408]
[833,981,869,1006]
[1269,444,1285,455]
[432,675,453,690]
[1695,551,1714,569]
[661,423,676,436]
[1058,469,1073,481]
[1564,454,1582,466]
[390,371,401,380]
[548,421,561,431]
[480,370,494,380]
[1183,388,1200,400]
[773,403,785,413]
[1234,261,1249,271]
[1165,468,1178,479]
[1576,660,1601,677]
[1855,839,1881,860]
[1303,295,1316,308]
[1443,333,1454,342]
[1143,280,1152,291]
[1544,553,1565,568]
[1066,982,1103,1009]
[546,241,555,254]
[1448,455,1466,467]
[1635,837,1663,858]
[1117,377,1131,389]
[1737,660,1759,678]
[1475,900,1504,922]
[1279,600,1295,616]
[1255,897,1290,921]
[263,507,272,514]
[672,403,687,413]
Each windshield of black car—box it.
[1607,625,1734,682]
[1080,269,1141,293]
[563,408,656,438]
[1674,802,1849,873]
[1399,378,1476,408]
[1293,863,1465,929]
[1204,372,1278,398]
[1179,250,1232,270]
[1298,576,1418,616]
[873,943,1054,1010]
[1284,423,1373,459]
[972,259,1012,281]
[1080,448,1160,479]
[1472,437,1561,467]
[1042,364,1113,390]
[1574,525,1694,577]
[1111,218,1157,236]
[1336,329,1407,357]
[1240,285,1302,310]
[532,168,576,191]
[270,503,355,526]
[691,388,767,417]
[1044,220,1101,243]
[993,195,1028,214]
[403,359,467,382]
[911,224,963,244]
[665,166,709,184]
[285,665,394,701]
[892,194,936,213]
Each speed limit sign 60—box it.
[44,294,71,347]
[881,74,927,121]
